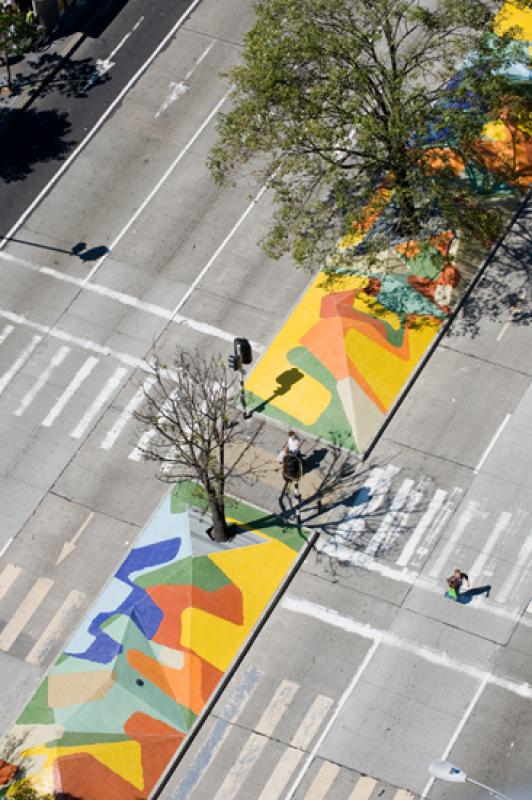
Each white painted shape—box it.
[0,577,54,651]
[101,376,156,450]
[349,776,377,800]
[429,501,483,579]
[469,511,512,584]
[255,679,298,736]
[393,790,415,800]
[365,478,415,556]
[396,488,447,567]
[25,589,85,665]
[212,733,268,800]
[14,345,70,416]
[290,694,334,749]
[56,510,95,565]
[0,563,21,601]
[256,749,303,800]
[475,413,511,473]
[335,465,399,543]
[0,334,42,395]
[0,323,14,344]
[497,532,532,603]
[0,538,13,560]
[303,761,340,798]
[496,320,511,341]
[41,356,99,427]
[70,366,128,439]
[155,42,214,116]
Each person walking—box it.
[278,430,302,461]
[445,569,469,600]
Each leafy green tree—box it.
[0,5,34,92]
[6,778,53,800]
[209,0,531,269]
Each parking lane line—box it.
[474,413,511,474]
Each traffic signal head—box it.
[234,337,252,365]
[228,353,241,371]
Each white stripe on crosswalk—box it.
[291,694,333,749]
[25,589,86,665]
[336,466,400,543]
[0,324,14,344]
[100,376,156,450]
[14,345,71,417]
[255,679,299,735]
[303,761,340,798]
[429,501,485,578]
[392,790,415,800]
[0,577,54,651]
[129,385,179,461]
[41,356,99,428]
[365,478,416,556]
[469,511,512,584]
[349,776,377,800]
[0,563,21,602]
[70,366,128,439]
[213,733,267,800]
[396,488,448,567]
[0,334,42,396]
[257,749,303,800]
[497,532,532,603]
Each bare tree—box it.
[134,348,264,542]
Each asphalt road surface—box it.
[0,0,531,798]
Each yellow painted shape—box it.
[246,272,369,424]
[483,120,511,142]
[495,1,532,39]
[20,739,143,791]
[353,292,403,332]
[180,535,297,672]
[345,317,441,410]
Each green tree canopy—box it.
[209,0,531,269]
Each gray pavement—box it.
[0,0,531,798]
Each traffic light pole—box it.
[239,366,250,419]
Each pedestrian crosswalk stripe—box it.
[0,577,54,652]
[70,366,128,439]
[392,790,416,800]
[349,776,377,800]
[100,376,156,450]
[497,532,532,603]
[25,589,85,665]
[290,694,333,750]
[469,511,512,584]
[396,488,448,567]
[0,334,42,396]
[303,761,340,798]
[257,748,303,800]
[428,500,485,578]
[365,478,415,557]
[255,679,299,736]
[212,733,268,800]
[41,356,99,428]
[0,563,21,602]
[0,323,14,345]
[14,345,71,417]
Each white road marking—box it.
[468,511,512,584]
[0,255,264,351]
[291,694,334,749]
[349,776,377,800]
[25,589,86,665]
[100,376,155,450]
[81,17,145,93]
[497,532,532,603]
[282,596,532,699]
[420,676,488,799]
[475,413,511,473]
[428,501,484,579]
[212,733,268,800]
[14,345,70,416]
[364,478,416,556]
[0,563,21,601]
[393,790,415,800]
[84,91,229,284]
[70,366,128,439]
[496,320,512,341]
[0,308,143,368]
[396,488,447,567]
[335,466,400,544]
[129,384,180,461]
[303,761,340,798]
[56,510,95,566]
[155,41,215,117]
[41,356,99,428]
[285,637,382,800]
[0,577,54,651]
[0,334,42,396]
[0,0,204,251]
[257,749,304,800]
[255,679,299,735]
[171,181,268,318]
[0,323,14,344]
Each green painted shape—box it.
[17,679,54,725]
[46,732,130,748]
[172,480,310,553]
[134,554,231,591]
[376,274,447,320]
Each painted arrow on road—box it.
[56,511,95,566]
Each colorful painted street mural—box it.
[5,483,307,799]
[245,1,532,454]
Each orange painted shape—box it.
[124,712,185,794]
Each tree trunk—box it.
[206,496,230,542]
[4,49,11,90]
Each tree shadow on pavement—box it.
[0,107,74,182]
[448,196,532,340]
